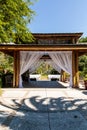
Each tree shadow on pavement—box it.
[0,93,87,130]
[82,91,87,95]
[0,96,87,125]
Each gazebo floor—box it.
[23,81,68,88]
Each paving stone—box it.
[10,112,50,130]
[0,113,8,125]
[49,111,87,130]
[0,87,87,130]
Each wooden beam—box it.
[0,44,87,51]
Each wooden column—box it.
[60,70,66,82]
[75,52,79,87]
[13,51,16,87]
[16,51,20,87]
[60,70,63,82]
[72,38,75,44]
[13,51,20,87]
[72,51,79,88]
[72,51,75,87]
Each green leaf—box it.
[0,0,35,44]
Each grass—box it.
[40,74,48,80]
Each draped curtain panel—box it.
[19,51,43,87]
[19,51,72,88]
[46,60,61,73]
[48,51,72,87]
[29,60,43,73]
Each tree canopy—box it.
[79,55,87,76]
[79,37,87,43]
[0,0,35,44]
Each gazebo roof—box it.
[33,32,83,39]
[0,33,87,54]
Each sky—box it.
[29,0,87,37]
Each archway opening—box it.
[20,51,72,88]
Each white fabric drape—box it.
[19,51,43,87]
[19,51,72,88]
[46,60,61,73]
[48,51,72,87]
[29,60,43,73]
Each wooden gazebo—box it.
[0,33,87,88]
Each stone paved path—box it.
[0,81,87,130]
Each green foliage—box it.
[84,74,87,81]
[34,62,59,75]
[79,37,87,43]
[50,69,59,74]
[35,63,48,74]
[0,52,13,74]
[79,55,87,78]
[0,0,35,44]
[79,55,87,71]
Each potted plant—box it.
[84,75,87,90]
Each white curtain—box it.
[46,60,61,73]
[48,51,72,87]
[19,51,43,87]
[19,51,72,88]
[29,60,43,73]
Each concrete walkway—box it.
[0,82,87,130]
